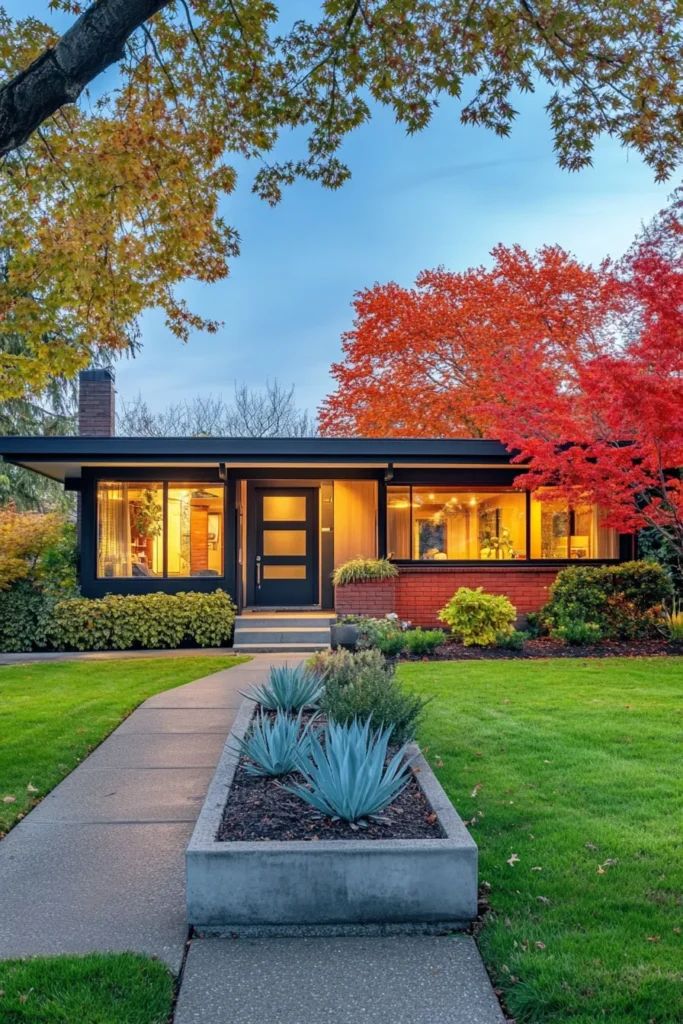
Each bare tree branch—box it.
[0,0,169,156]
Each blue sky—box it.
[5,3,672,419]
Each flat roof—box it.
[0,435,516,482]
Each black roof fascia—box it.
[0,436,514,465]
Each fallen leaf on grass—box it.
[471,782,482,798]
[531,866,543,871]
[535,941,546,950]
[585,842,599,851]
[26,783,38,794]
[646,935,661,943]
[597,858,619,874]
[2,796,16,804]
[507,853,520,867]
[537,896,551,905]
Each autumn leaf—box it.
[507,853,520,867]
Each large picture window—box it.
[97,481,224,579]
[388,487,526,560]
[387,486,618,561]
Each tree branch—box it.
[0,0,169,156]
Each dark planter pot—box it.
[330,623,359,651]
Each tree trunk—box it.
[0,0,169,156]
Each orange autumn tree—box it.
[318,245,610,437]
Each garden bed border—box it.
[186,698,478,936]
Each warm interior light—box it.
[469,497,477,506]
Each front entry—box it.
[249,487,319,606]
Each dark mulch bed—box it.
[217,761,446,842]
[401,637,683,661]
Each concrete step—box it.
[234,627,331,645]
[232,643,328,653]
[233,613,332,652]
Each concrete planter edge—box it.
[186,699,478,936]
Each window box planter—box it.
[186,700,478,936]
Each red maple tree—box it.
[319,192,683,559]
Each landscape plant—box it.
[439,586,516,646]
[48,590,236,651]
[234,710,312,778]
[543,561,672,642]
[402,627,446,656]
[319,649,427,744]
[308,646,391,688]
[331,557,398,587]
[246,664,324,713]
[286,718,413,824]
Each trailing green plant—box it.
[48,589,236,651]
[495,629,528,652]
[246,664,324,712]
[553,620,604,646]
[438,586,516,646]
[331,557,398,587]
[402,628,445,656]
[234,710,312,777]
[286,717,413,823]
[543,561,672,642]
[320,651,427,744]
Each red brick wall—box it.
[335,565,560,626]
[335,578,397,618]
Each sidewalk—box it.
[0,655,288,971]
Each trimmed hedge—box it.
[48,590,237,651]
[0,581,55,653]
[543,561,672,642]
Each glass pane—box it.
[570,506,592,559]
[410,488,527,560]
[263,529,306,556]
[263,495,306,521]
[97,482,163,578]
[530,495,568,558]
[263,565,307,579]
[387,487,411,559]
[167,485,224,577]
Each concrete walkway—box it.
[0,655,288,972]
[0,652,506,1023]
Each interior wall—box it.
[333,480,378,568]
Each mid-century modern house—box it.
[0,370,635,642]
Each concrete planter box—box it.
[186,700,478,936]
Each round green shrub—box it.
[331,557,398,587]
[438,586,516,646]
[403,628,446,656]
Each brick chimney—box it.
[78,368,115,436]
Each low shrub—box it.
[543,561,672,642]
[403,628,446,656]
[48,589,236,651]
[495,629,527,651]
[553,620,604,646]
[347,614,407,655]
[661,600,683,644]
[319,649,427,744]
[308,647,390,687]
[332,557,398,587]
[438,586,516,646]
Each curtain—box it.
[97,483,132,577]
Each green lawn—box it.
[0,953,173,1023]
[400,657,683,1024]
[0,654,247,835]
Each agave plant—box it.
[286,717,413,823]
[245,664,324,712]
[234,710,312,777]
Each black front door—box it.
[251,488,319,606]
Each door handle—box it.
[256,554,262,587]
